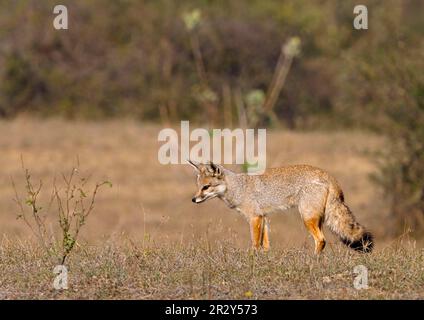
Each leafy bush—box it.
[3,0,422,127]
[337,36,424,235]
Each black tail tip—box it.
[343,232,374,253]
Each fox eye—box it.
[201,184,211,191]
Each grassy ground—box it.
[0,238,423,299]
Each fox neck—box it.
[219,173,247,209]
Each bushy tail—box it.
[325,187,374,253]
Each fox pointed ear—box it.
[187,159,200,172]
[210,162,224,178]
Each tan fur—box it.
[189,161,373,254]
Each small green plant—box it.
[241,161,259,173]
[245,89,265,128]
[12,161,112,264]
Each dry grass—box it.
[0,118,422,299]
[0,237,423,299]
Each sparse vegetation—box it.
[0,238,422,299]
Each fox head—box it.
[188,160,227,204]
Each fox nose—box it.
[192,197,196,203]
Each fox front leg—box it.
[249,216,270,251]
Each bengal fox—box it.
[188,160,373,254]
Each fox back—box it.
[189,161,373,254]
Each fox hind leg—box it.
[303,216,326,254]
[299,186,328,254]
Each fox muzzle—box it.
[192,196,205,203]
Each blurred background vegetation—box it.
[0,0,423,236]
